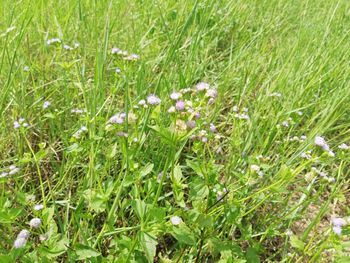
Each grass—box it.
[0,0,350,262]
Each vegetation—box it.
[1,0,350,262]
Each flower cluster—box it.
[331,216,350,235]
[14,118,29,129]
[111,47,140,61]
[0,164,20,178]
[73,126,88,139]
[315,136,335,156]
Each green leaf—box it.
[140,163,154,177]
[173,165,183,185]
[246,247,260,263]
[75,244,101,260]
[132,199,147,219]
[290,235,304,251]
[140,232,157,263]
[171,224,196,245]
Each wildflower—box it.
[34,204,44,211]
[170,216,182,226]
[232,106,238,112]
[39,234,48,241]
[43,101,51,109]
[201,137,208,143]
[74,42,80,48]
[285,229,293,236]
[168,106,175,113]
[13,121,20,129]
[315,136,330,151]
[338,143,349,150]
[208,98,215,104]
[170,92,181,100]
[282,121,289,127]
[300,135,307,141]
[301,151,312,159]
[116,132,128,138]
[63,44,73,50]
[216,191,223,201]
[13,238,27,248]
[29,218,41,228]
[23,66,30,71]
[47,38,61,45]
[115,68,121,73]
[73,126,88,139]
[0,172,8,178]
[250,165,260,172]
[9,166,20,175]
[109,113,125,124]
[17,230,30,239]
[206,89,217,98]
[125,53,140,61]
[22,123,29,127]
[333,226,342,235]
[175,100,185,111]
[194,112,201,119]
[209,123,217,133]
[146,94,161,105]
[186,120,196,129]
[297,111,303,116]
[175,119,187,132]
[111,47,121,54]
[196,82,209,91]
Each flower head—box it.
[196,82,209,91]
[17,229,30,239]
[13,237,27,248]
[109,113,125,124]
[146,94,161,105]
[29,217,41,228]
[170,92,181,100]
[175,100,185,111]
[171,216,182,226]
[43,101,51,109]
[315,136,330,151]
[34,204,44,211]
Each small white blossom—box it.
[29,217,42,228]
[171,216,182,226]
[63,44,73,50]
[43,101,51,109]
[146,94,161,105]
[47,38,61,45]
[338,143,349,150]
[250,165,260,172]
[196,82,209,91]
[34,204,44,211]
[170,92,181,100]
[13,237,27,248]
[168,106,175,113]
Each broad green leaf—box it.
[75,244,101,260]
[140,232,157,263]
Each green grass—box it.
[1,0,350,262]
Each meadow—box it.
[1,0,350,262]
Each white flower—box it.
[9,167,20,175]
[39,234,48,241]
[14,121,20,129]
[47,38,61,45]
[297,111,303,116]
[111,47,121,54]
[43,101,51,109]
[125,54,140,61]
[315,136,330,151]
[170,92,181,100]
[269,92,282,97]
[13,237,27,248]
[333,226,342,235]
[206,89,217,98]
[29,217,41,228]
[23,66,30,71]
[109,114,125,124]
[195,82,209,91]
[115,68,121,73]
[167,106,175,113]
[146,94,161,105]
[0,172,8,178]
[171,216,182,226]
[250,165,260,172]
[34,204,44,211]
[331,217,346,227]
[232,106,238,112]
[282,121,289,127]
[74,42,80,48]
[338,143,349,150]
[17,229,30,239]
[63,44,73,50]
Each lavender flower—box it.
[43,101,51,109]
[175,100,185,111]
[196,82,209,91]
[63,44,73,50]
[34,204,44,211]
[206,89,217,98]
[186,120,196,129]
[146,94,161,105]
[315,136,330,151]
[209,123,217,133]
[29,218,41,228]
[109,113,125,124]
[47,38,61,45]
[13,121,20,129]
[13,237,27,248]
[338,143,349,150]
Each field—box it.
[1,0,350,262]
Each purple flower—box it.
[13,121,20,129]
[29,218,41,228]
[209,123,217,133]
[43,101,51,109]
[196,82,209,91]
[175,100,185,111]
[194,112,201,119]
[109,113,125,124]
[146,94,161,105]
[206,89,217,98]
[13,237,27,248]
[186,120,196,129]
[170,92,181,100]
